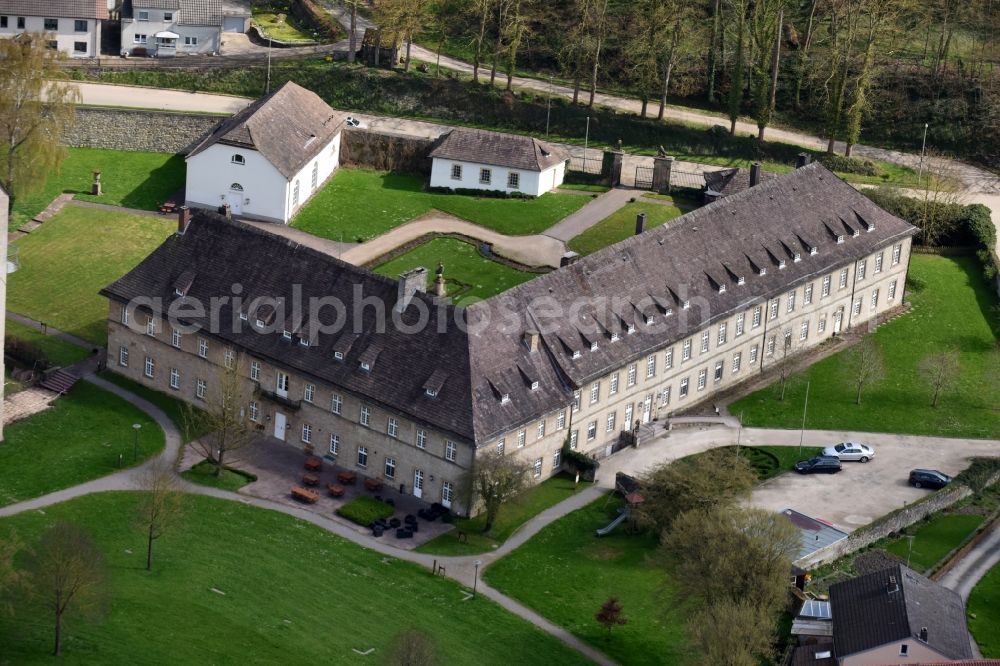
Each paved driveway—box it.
[599,424,1000,533]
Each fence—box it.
[567,155,604,175]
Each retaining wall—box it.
[341,128,435,175]
[63,107,220,153]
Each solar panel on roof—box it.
[799,600,832,620]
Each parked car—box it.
[795,456,843,474]
[822,441,876,462]
[345,116,362,127]
[909,469,952,490]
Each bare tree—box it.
[472,450,530,532]
[346,0,362,63]
[383,626,438,666]
[918,157,963,247]
[918,349,961,407]
[25,522,109,657]
[842,336,886,405]
[135,462,184,571]
[595,596,627,636]
[374,0,430,71]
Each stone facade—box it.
[340,129,434,175]
[63,107,219,153]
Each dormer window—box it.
[644,314,655,325]
[425,388,438,398]
[718,284,726,294]
[360,361,371,372]
[530,381,539,391]
[758,267,767,276]
[852,228,860,237]
[809,247,818,255]
[610,332,620,342]
[256,319,265,328]
[282,330,292,340]
[837,235,845,244]
[866,223,875,232]
[778,260,786,269]
[334,351,344,360]
[664,307,673,317]
[627,324,636,334]
[298,337,309,347]
[793,253,802,262]
[682,300,690,310]
[737,276,745,285]
[571,350,581,359]
[590,341,598,352]
[231,154,245,165]
[501,393,511,404]
[240,311,248,321]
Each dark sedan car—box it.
[909,469,952,489]
[795,456,843,474]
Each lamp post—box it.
[545,75,553,137]
[582,116,591,174]
[266,37,273,94]
[473,560,482,599]
[917,122,929,186]
[132,423,142,462]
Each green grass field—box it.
[885,513,985,573]
[682,445,824,482]
[292,170,588,241]
[99,371,209,442]
[417,473,587,556]
[180,459,257,492]
[730,256,1000,439]
[7,207,174,344]
[969,559,1000,657]
[568,201,685,256]
[4,320,93,368]
[0,493,586,665]
[0,382,163,507]
[251,10,316,42]
[372,237,537,304]
[10,148,184,230]
[484,496,688,665]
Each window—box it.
[586,420,597,441]
[357,446,368,467]
[871,289,879,310]
[328,434,339,455]
[17,16,25,29]
[507,172,520,189]
[169,368,180,389]
[360,405,370,426]
[888,279,897,300]
[892,243,902,265]
[700,331,710,354]
[384,457,396,479]
[224,348,235,369]
[293,180,300,207]
[144,356,155,378]
[119,346,129,367]
[714,361,723,382]
[679,377,689,397]
[517,429,526,448]
[818,317,827,333]
[736,313,745,337]
[146,317,156,336]
[249,401,259,422]
[416,429,426,449]
[163,12,173,21]
[752,306,762,328]
[646,353,657,377]
[301,424,312,444]
[627,363,637,386]
[665,348,674,370]
[536,420,545,439]
[231,154,245,165]
[170,328,181,348]
[331,393,342,414]
[184,36,198,46]
[387,418,398,437]
[311,162,319,190]
[137,10,149,20]
[573,390,581,411]
[749,344,759,364]
[857,259,867,281]
[839,268,849,289]
[718,323,727,345]
[533,458,543,478]
[0,17,7,28]
[732,352,742,373]
[479,168,491,184]
[248,360,260,382]
[609,372,619,395]
[553,449,561,469]
[682,339,692,361]
[44,18,58,30]
[198,338,208,358]
[73,41,87,53]
[74,19,88,31]
[804,283,813,305]
[450,164,462,180]
[698,368,708,390]
[590,381,600,404]
[557,410,566,429]
[496,438,505,455]
[606,411,616,432]
[445,440,457,462]
[570,430,578,449]
[874,252,883,273]
[196,379,207,399]
[767,336,776,356]
[769,300,779,320]
[800,319,809,340]
[441,480,455,507]
[624,403,634,427]
[853,298,863,316]
[899,644,909,657]
[822,275,832,297]
[304,383,315,403]
[786,291,796,313]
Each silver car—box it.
[822,441,875,462]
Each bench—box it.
[305,456,323,472]
[291,486,319,503]
[302,473,320,487]
[337,471,357,485]
[364,478,384,492]
[327,483,345,498]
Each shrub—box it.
[561,443,598,474]
[5,335,51,370]
[336,496,394,526]
[424,186,534,199]
[288,0,339,41]
[816,154,881,176]
[954,458,1000,493]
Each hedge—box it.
[336,496,395,526]
[4,335,50,370]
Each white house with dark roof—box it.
[0,0,108,57]
[429,129,569,197]
[120,0,223,56]
[184,81,346,223]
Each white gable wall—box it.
[282,132,342,222]
[185,144,289,223]
[430,158,565,197]
[0,16,100,57]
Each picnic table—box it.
[364,478,384,492]
[159,201,177,214]
[302,473,320,486]
[305,456,323,472]
[337,470,357,485]
[327,483,345,498]
[291,485,319,503]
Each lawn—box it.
[180,459,257,492]
[0,382,163,508]
[885,513,985,573]
[251,10,316,42]
[730,255,1000,439]
[4,320,94,368]
[568,201,685,256]
[291,169,589,241]
[484,496,689,665]
[100,371,210,442]
[7,206,175,344]
[372,237,538,304]
[969,559,1000,657]
[0,493,586,665]
[682,445,824,482]
[417,473,588,556]
[10,147,185,230]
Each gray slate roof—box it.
[782,508,849,560]
[429,129,568,172]
[126,0,223,28]
[704,166,779,197]
[187,81,346,178]
[830,564,973,661]
[0,0,108,18]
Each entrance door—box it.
[833,309,844,335]
[274,412,286,440]
[641,394,653,423]
[413,469,423,499]
[228,183,244,215]
[276,372,289,398]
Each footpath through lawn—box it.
[730,255,1000,439]
[0,493,587,665]
[568,200,686,256]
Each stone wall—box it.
[340,128,435,175]
[64,107,221,154]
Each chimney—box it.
[796,152,810,169]
[919,627,928,642]
[635,212,647,235]
[560,251,580,267]
[524,330,540,352]
[177,206,191,234]
[395,267,428,312]
[887,575,899,595]
[749,162,761,187]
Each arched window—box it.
[311,162,319,190]
[231,154,245,165]
[230,183,244,191]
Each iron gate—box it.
[634,166,653,190]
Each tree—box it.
[634,449,757,533]
[918,349,961,407]
[184,353,258,478]
[346,0,362,63]
[0,34,79,211]
[135,462,184,571]
[687,598,778,666]
[471,0,494,83]
[472,450,530,532]
[383,626,438,666]
[374,0,430,71]
[585,0,612,108]
[595,596,627,636]
[727,0,750,135]
[841,336,886,405]
[25,522,109,657]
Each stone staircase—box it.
[39,368,80,395]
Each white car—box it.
[822,441,875,462]
[345,116,362,128]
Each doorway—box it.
[228,183,244,215]
[413,469,423,499]
[274,412,286,440]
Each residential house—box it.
[103,162,916,516]
[120,0,222,56]
[429,129,569,197]
[0,0,108,57]
[221,0,249,33]
[184,81,346,223]
[830,564,974,665]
